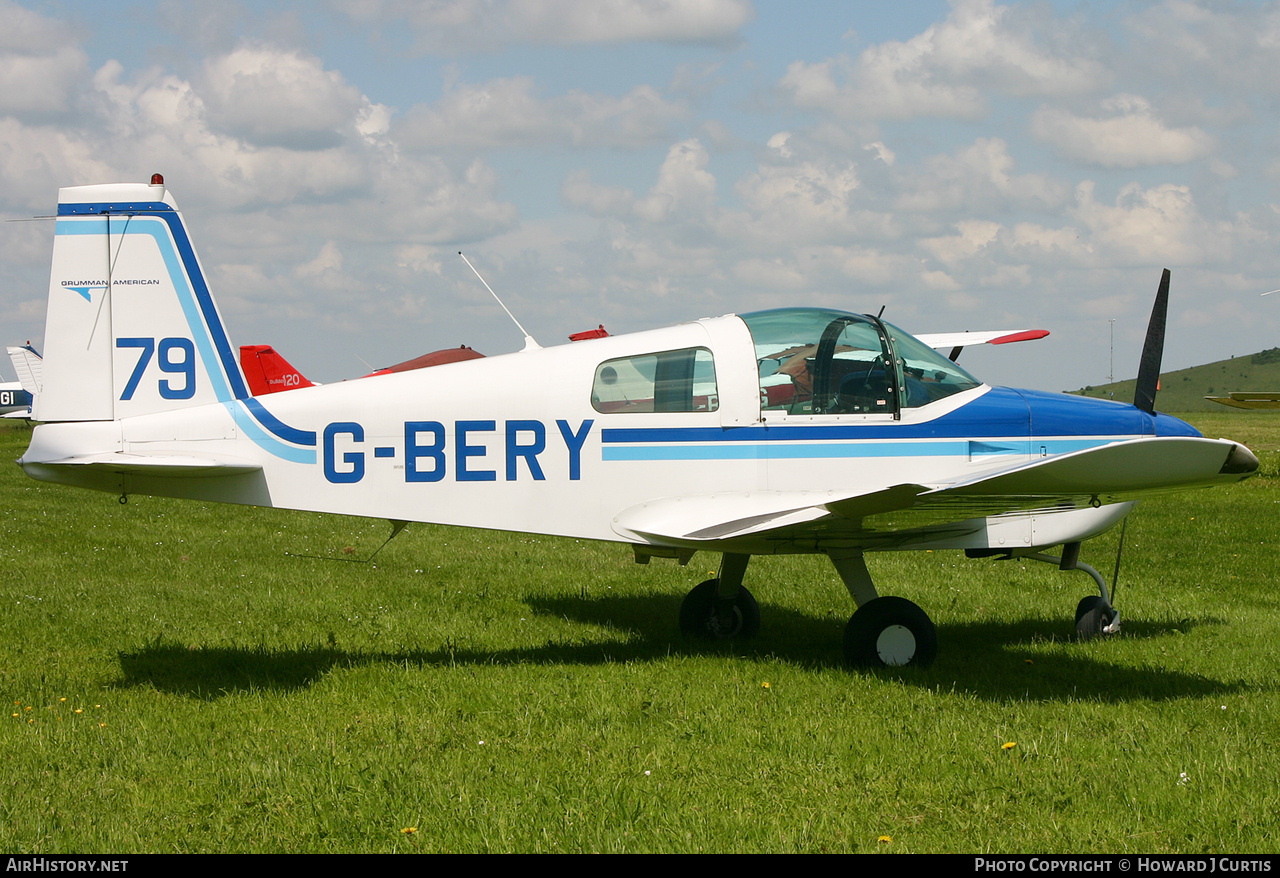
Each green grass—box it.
[1,415,1278,853]
[1073,347,1280,412]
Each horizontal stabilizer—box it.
[22,451,262,478]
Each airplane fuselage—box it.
[21,311,1201,555]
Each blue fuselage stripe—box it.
[242,397,318,446]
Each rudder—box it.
[240,344,315,395]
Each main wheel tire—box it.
[844,596,937,668]
[1075,595,1117,641]
[679,579,760,640]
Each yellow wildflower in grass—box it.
[878,835,892,844]
[761,681,771,690]
[401,827,417,835]
[1002,742,1017,750]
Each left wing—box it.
[612,436,1256,548]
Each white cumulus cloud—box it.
[336,0,754,50]
[1031,94,1216,168]
[397,76,687,150]
[200,46,371,150]
[780,0,1107,120]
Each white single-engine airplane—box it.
[18,178,1260,667]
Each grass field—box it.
[1,414,1278,853]
[1073,347,1280,412]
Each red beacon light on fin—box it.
[569,325,609,341]
[150,173,164,185]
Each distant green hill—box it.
[1071,347,1280,412]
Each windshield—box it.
[741,308,981,416]
[882,320,982,407]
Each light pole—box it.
[1108,319,1115,385]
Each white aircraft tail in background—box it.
[1,343,40,419]
[18,177,1260,669]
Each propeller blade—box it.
[1134,269,1170,414]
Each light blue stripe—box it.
[1034,439,1115,454]
[242,397,317,446]
[605,441,967,461]
[224,402,316,464]
[602,438,1114,462]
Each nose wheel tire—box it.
[844,596,937,668]
[1075,595,1119,641]
[679,579,760,640]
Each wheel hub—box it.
[875,624,917,666]
[707,606,743,638]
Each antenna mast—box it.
[459,252,540,351]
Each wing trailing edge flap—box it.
[611,483,932,545]
[32,451,262,478]
[612,437,1255,546]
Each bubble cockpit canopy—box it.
[740,307,982,417]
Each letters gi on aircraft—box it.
[0,380,32,419]
[17,178,1260,667]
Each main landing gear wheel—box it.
[843,596,937,668]
[1074,595,1119,641]
[679,579,760,640]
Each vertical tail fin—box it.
[240,344,315,395]
[35,177,248,422]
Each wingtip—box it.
[1221,442,1260,475]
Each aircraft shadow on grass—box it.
[114,594,1247,704]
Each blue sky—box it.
[2,0,1278,392]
